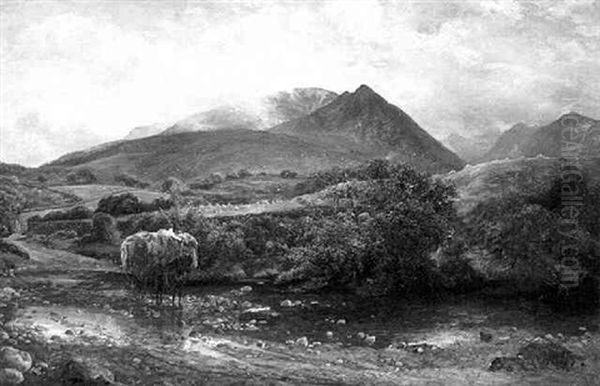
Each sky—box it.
[1,0,599,166]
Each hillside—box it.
[124,124,168,140]
[441,155,600,216]
[270,85,465,173]
[44,129,369,184]
[481,113,599,162]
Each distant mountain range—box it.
[44,85,464,184]
[481,113,599,161]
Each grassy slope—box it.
[44,129,369,184]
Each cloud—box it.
[1,0,599,166]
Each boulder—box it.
[0,368,24,385]
[59,356,115,385]
[0,346,32,372]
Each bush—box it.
[161,177,186,193]
[464,174,600,302]
[237,169,252,179]
[88,212,120,244]
[280,170,298,179]
[96,193,173,216]
[114,173,149,188]
[278,164,457,296]
[118,211,173,237]
[66,169,97,184]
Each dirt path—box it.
[1,238,599,385]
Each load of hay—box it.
[120,228,198,305]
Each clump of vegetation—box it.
[0,177,23,237]
[280,170,298,179]
[161,177,186,193]
[66,168,97,184]
[96,193,173,216]
[114,173,149,188]
[189,173,223,190]
[464,173,600,306]
[31,205,93,223]
[86,212,120,245]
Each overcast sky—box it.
[1,0,599,166]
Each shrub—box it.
[114,173,149,188]
[88,212,120,244]
[237,169,252,179]
[278,164,457,296]
[118,211,173,237]
[190,173,223,190]
[66,168,97,184]
[96,193,173,216]
[280,170,298,179]
[161,177,186,193]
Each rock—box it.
[0,368,24,384]
[292,300,302,307]
[0,331,9,341]
[0,346,33,372]
[59,356,115,385]
[336,319,346,325]
[480,331,493,342]
[133,358,141,365]
[326,331,334,339]
[0,287,20,299]
[295,337,309,347]
[490,341,581,372]
[357,332,366,340]
[240,286,253,293]
[280,300,293,307]
[65,329,74,336]
[335,359,344,365]
[241,301,253,309]
[365,335,376,345]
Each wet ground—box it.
[1,236,599,385]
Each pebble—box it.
[0,331,9,340]
[326,331,334,339]
[335,359,344,365]
[280,300,293,307]
[365,335,376,345]
[133,358,142,365]
[65,329,74,336]
[241,301,252,309]
[240,286,253,293]
[336,319,346,325]
[357,332,366,340]
[295,337,309,347]
[578,326,587,332]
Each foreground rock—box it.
[0,368,24,384]
[0,346,32,372]
[490,340,582,372]
[58,356,115,385]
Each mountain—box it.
[124,124,168,140]
[46,85,464,184]
[270,85,465,173]
[443,132,499,163]
[161,88,338,136]
[482,113,599,161]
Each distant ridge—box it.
[481,113,599,162]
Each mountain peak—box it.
[354,84,379,98]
